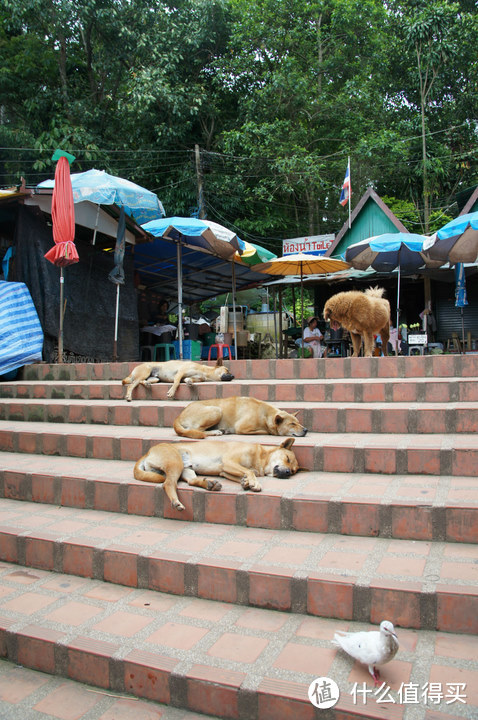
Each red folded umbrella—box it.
[44,153,79,267]
[44,150,79,362]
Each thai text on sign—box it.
[283,235,334,256]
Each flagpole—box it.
[348,156,351,229]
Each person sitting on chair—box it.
[303,316,324,358]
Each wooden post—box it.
[195,144,205,219]
[279,288,284,357]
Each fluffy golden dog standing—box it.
[134,438,299,510]
[173,396,307,439]
[323,287,390,358]
[122,358,234,401]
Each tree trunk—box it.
[421,96,429,234]
[58,32,69,106]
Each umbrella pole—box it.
[58,267,64,362]
[113,284,120,362]
[177,242,183,360]
[279,288,284,358]
[231,260,237,358]
[92,204,101,246]
[273,289,278,359]
[300,264,304,336]
[395,264,401,356]
[461,308,465,354]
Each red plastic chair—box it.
[208,343,232,360]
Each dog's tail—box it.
[134,443,184,484]
[365,286,385,298]
[122,374,132,386]
[133,453,168,483]
[173,416,208,439]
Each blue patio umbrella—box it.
[38,168,165,228]
[425,212,478,265]
[345,233,443,337]
[141,216,243,358]
[455,263,468,353]
[142,216,241,259]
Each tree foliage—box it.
[0,0,476,247]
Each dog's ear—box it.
[274,414,284,426]
[291,411,300,418]
[280,438,295,449]
[215,358,223,367]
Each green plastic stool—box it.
[153,343,176,361]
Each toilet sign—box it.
[283,235,334,256]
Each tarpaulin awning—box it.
[130,238,274,306]
[0,281,43,375]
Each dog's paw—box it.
[185,378,193,386]
[241,475,261,492]
[126,397,132,403]
[166,389,175,399]
[207,429,224,436]
[172,500,185,511]
[249,480,262,492]
[207,479,222,491]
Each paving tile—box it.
[295,616,350,640]
[273,642,335,675]
[0,665,49,702]
[376,556,427,577]
[347,658,412,689]
[4,567,49,584]
[146,622,209,650]
[440,561,478,582]
[235,607,288,632]
[434,632,478,660]
[428,664,478,707]
[318,551,368,571]
[179,598,231,622]
[33,682,102,719]
[45,600,104,627]
[98,698,165,720]
[92,610,154,637]
[128,591,177,613]
[1,591,56,615]
[207,632,269,663]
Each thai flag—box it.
[339,163,351,207]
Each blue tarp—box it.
[0,281,43,375]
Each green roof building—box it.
[326,188,408,259]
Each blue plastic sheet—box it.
[0,281,43,375]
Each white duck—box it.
[332,620,399,685]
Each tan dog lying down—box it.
[134,438,299,510]
[174,396,307,439]
[323,287,390,358]
[122,358,234,401]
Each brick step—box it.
[1,453,476,543]
[1,420,477,477]
[1,498,477,634]
[1,397,478,435]
[18,354,478,381]
[3,561,476,720]
[5,376,478,404]
[0,657,220,720]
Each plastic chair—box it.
[154,343,176,361]
[208,343,233,360]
